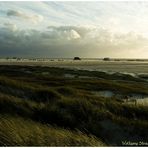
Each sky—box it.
[0,1,148,58]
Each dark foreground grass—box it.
[0,115,104,146]
[0,65,148,146]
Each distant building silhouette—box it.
[73,57,81,60]
[103,57,110,61]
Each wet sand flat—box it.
[0,60,148,73]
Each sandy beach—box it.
[0,59,148,74]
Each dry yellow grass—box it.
[0,115,105,146]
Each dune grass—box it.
[0,65,148,146]
[0,115,104,146]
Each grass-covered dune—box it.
[0,115,103,146]
[0,65,148,146]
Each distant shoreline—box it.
[0,58,148,61]
[0,59,148,74]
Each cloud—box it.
[43,26,81,41]
[7,10,44,24]
[4,23,17,31]
[64,29,81,40]
[1,2,148,58]
[0,25,148,58]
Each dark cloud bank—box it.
[0,24,147,58]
